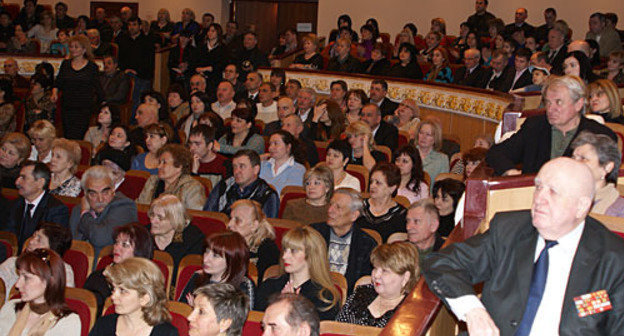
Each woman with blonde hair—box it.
[228,199,279,282]
[0,132,31,189]
[27,119,55,163]
[27,10,57,53]
[412,118,449,185]
[89,258,177,335]
[148,194,205,285]
[150,8,174,44]
[346,121,386,171]
[51,34,103,139]
[282,164,334,225]
[49,138,82,197]
[393,29,415,58]
[292,34,323,70]
[336,242,419,327]
[256,226,341,320]
[587,79,624,124]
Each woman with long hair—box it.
[178,231,255,309]
[310,99,347,141]
[425,47,453,83]
[394,145,429,203]
[195,23,226,85]
[89,258,177,335]
[84,104,120,150]
[228,199,279,282]
[256,226,341,320]
[587,79,624,123]
[150,8,174,44]
[345,121,386,171]
[216,108,265,155]
[563,51,600,83]
[0,248,81,336]
[260,130,306,195]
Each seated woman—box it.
[291,34,323,70]
[177,92,210,140]
[84,104,120,151]
[424,47,453,83]
[571,131,624,217]
[131,122,173,175]
[412,118,449,185]
[84,223,153,316]
[463,147,489,179]
[325,139,361,192]
[179,231,255,309]
[310,99,347,141]
[345,89,369,125]
[93,125,136,164]
[167,84,190,124]
[336,242,419,328]
[418,31,442,63]
[346,121,386,171]
[356,163,407,242]
[393,28,415,59]
[362,43,391,76]
[141,90,170,125]
[216,108,264,155]
[0,248,81,335]
[394,145,429,204]
[282,164,334,225]
[388,42,423,80]
[563,51,600,84]
[148,194,205,285]
[0,132,31,189]
[357,24,376,59]
[89,258,177,336]
[450,134,493,175]
[137,144,206,210]
[49,138,81,197]
[0,222,74,298]
[603,51,624,85]
[188,283,249,336]
[228,199,280,282]
[433,178,465,237]
[0,78,15,139]
[385,98,420,137]
[587,79,624,124]
[260,130,306,195]
[256,226,341,320]
[27,119,55,163]
[24,73,55,131]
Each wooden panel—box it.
[233,1,278,52]
[277,2,317,35]
[420,107,497,152]
[90,2,138,19]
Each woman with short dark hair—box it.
[216,108,265,155]
[388,43,423,79]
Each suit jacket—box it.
[423,210,624,335]
[93,42,112,57]
[453,64,489,89]
[4,192,69,250]
[486,66,514,92]
[510,68,533,90]
[548,45,568,75]
[587,28,623,57]
[378,98,399,118]
[311,222,377,294]
[374,121,399,150]
[486,115,617,175]
[98,70,130,105]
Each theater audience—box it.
[0,222,74,298]
[131,123,173,175]
[70,165,137,256]
[83,223,153,316]
[23,74,53,131]
[3,58,29,89]
[0,249,81,336]
[167,84,190,124]
[87,29,111,57]
[356,163,407,242]
[406,199,445,263]
[283,165,333,225]
[195,23,226,86]
[97,146,132,191]
[179,231,255,309]
[0,132,31,189]
[188,283,250,336]
[433,178,465,237]
[454,48,489,88]
[571,131,624,217]
[346,121,386,171]
[49,138,81,197]
[281,114,320,167]
[93,125,135,164]
[413,118,449,184]
[217,108,264,155]
[587,79,624,124]
[27,120,54,163]
[205,149,279,217]
[362,43,391,76]
[27,10,58,53]
[329,80,348,112]
[325,139,361,192]
[336,242,419,327]
[394,145,429,204]
[138,144,206,210]
[7,25,36,53]
[361,103,398,150]
[256,226,341,320]
[84,104,119,150]
[89,258,177,336]
[0,78,14,138]
[260,130,306,195]
[256,82,278,123]
[150,9,174,43]
[603,51,624,84]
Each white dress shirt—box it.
[446,221,585,335]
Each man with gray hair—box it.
[87,28,112,57]
[296,87,317,126]
[406,199,445,265]
[453,48,489,88]
[69,165,138,257]
[311,188,377,294]
[486,75,616,176]
[263,293,320,336]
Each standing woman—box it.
[228,199,280,282]
[195,23,226,86]
[394,145,429,204]
[89,258,178,336]
[425,47,453,83]
[0,249,81,336]
[51,34,103,140]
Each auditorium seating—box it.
[174,254,202,301]
[63,240,94,287]
[119,170,151,200]
[0,278,5,309]
[361,228,382,246]
[315,140,329,161]
[0,231,18,259]
[242,310,264,336]
[345,164,369,191]
[320,321,382,335]
[153,250,174,297]
[76,140,93,166]
[267,218,302,250]
[278,185,306,218]
[65,287,97,336]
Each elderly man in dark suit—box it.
[546,27,568,75]
[453,49,489,89]
[361,103,398,150]
[486,75,616,176]
[424,157,624,335]
[4,162,69,250]
[311,188,377,294]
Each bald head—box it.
[135,103,159,127]
[282,114,304,138]
[532,158,594,240]
[567,40,590,57]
